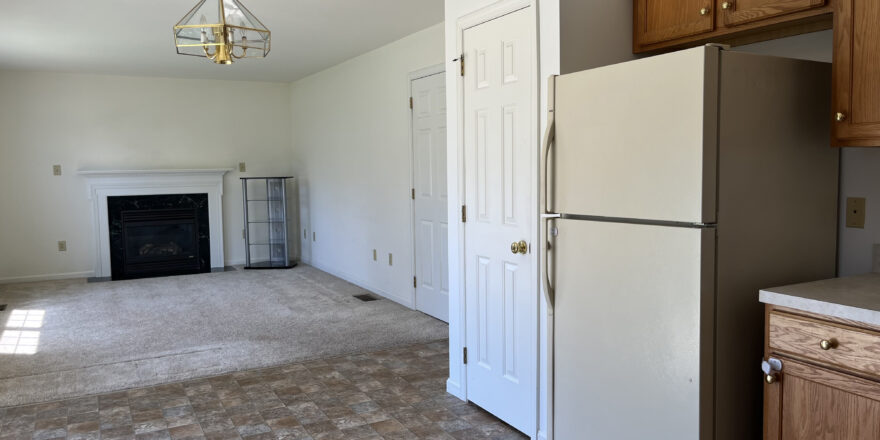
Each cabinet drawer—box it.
[769,312,880,377]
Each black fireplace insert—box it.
[108,194,210,280]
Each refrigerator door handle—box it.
[540,75,557,307]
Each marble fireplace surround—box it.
[79,169,231,278]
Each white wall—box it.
[733,30,880,276]
[288,23,445,308]
[0,71,292,282]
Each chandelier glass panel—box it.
[173,0,270,64]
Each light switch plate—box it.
[238,162,246,172]
[52,165,62,176]
[58,240,67,252]
[846,197,866,228]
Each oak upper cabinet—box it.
[718,0,827,27]
[635,0,715,45]
[832,0,880,146]
[634,0,832,53]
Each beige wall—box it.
[734,30,880,276]
[0,71,292,282]
[560,0,637,74]
[288,23,445,307]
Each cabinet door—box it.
[635,0,715,45]
[765,358,880,439]
[719,0,825,27]
[832,0,880,146]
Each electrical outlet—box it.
[373,249,377,261]
[846,197,867,228]
[388,253,393,266]
[57,240,67,252]
[52,165,62,176]
[238,162,246,172]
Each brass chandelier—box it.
[173,0,270,65]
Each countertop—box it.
[759,273,880,326]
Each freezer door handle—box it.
[540,75,557,307]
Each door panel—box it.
[719,0,826,27]
[832,0,880,146]
[554,46,715,223]
[412,72,449,321]
[636,0,715,45]
[764,358,880,440]
[553,219,713,440]
[463,7,536,435]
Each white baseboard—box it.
[446,378,465,400]
[306,259,414,308]
[0,270,95,285]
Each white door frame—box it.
[449,0,540,437]
[408,64,446,313]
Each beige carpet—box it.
[0,265,448,407]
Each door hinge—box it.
[413,276,417,288]
[463,347,468,364]
[411,188,415,200]
[461,205,467,223]
[459,53,465,77]
[409,96,413,109]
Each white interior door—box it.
[412,71,449,322]
[462,7,536,436]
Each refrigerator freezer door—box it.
[553,46,717,223]
[553,219,715,440]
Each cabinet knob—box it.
[722,2,733,9]
[836,112,847,122]
[700,7,711,15]
[820,339,837,350]
[765,373,778,384]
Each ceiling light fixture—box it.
[173,0,270,65]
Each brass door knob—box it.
[765,373,778,384]
[700,7,711,15]
[510,240,528,255]
[836,112,847,122]
[820,339,837,350]
[722,2,733,9]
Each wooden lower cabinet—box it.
[765,358,880,439]
[764,306,880,439]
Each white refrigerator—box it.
[542,46,839,440]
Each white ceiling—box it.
[0,0,444,82]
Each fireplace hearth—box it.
[108,194,210,280]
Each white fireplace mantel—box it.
[79,169,232,278]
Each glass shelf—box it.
[241,177,296,269]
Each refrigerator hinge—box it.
[461,205,467,223]
[463,347,468,364]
